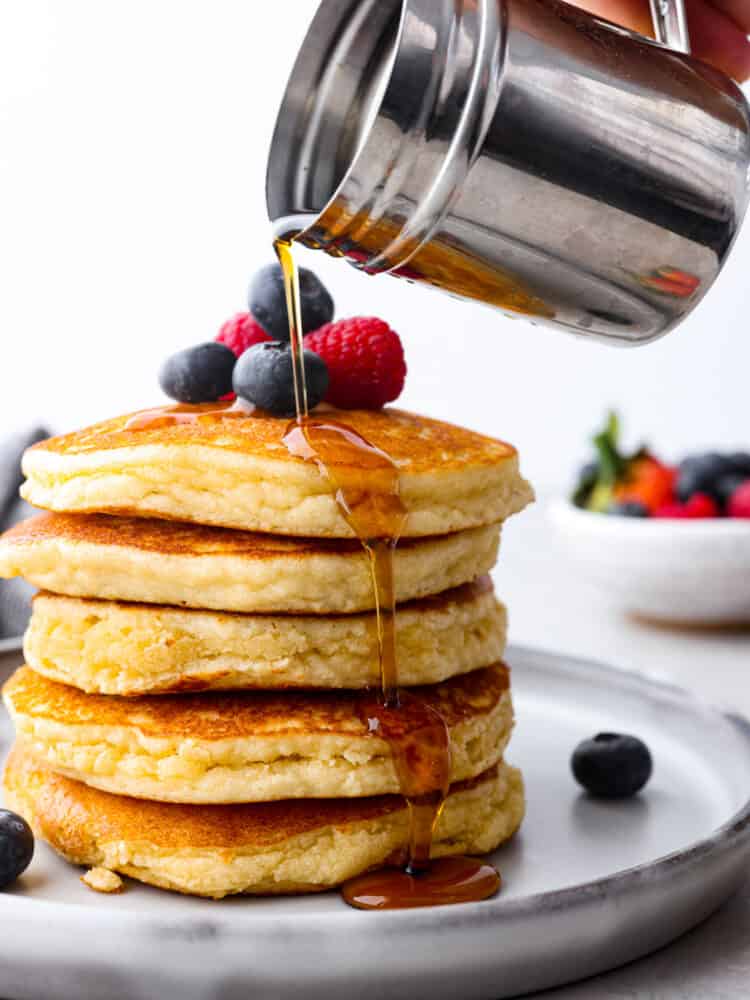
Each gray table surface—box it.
[1,498,749,999]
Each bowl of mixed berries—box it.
[550,414,750,625]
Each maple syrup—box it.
[124,399,252,431]
[342,856,501,911]
[125,237,503,909]
[275,234,501,909]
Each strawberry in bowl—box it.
[573,413,750,520]
[552,413,750,625]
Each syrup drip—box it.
[275,235,500,908]
[357,690,451,873]
[282,419,404,704]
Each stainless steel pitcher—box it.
[266,0,750,344]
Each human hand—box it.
[573,0,750,79]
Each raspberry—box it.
[727,480,750,518]
[304,317,406,409]
[683,493,719,518]
[653,501,685,519]
[216,312,270,358]
[653,492,718,519]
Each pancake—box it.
[20,406,534,537]
[25,578,506,694]
[4,748,524,898]
[0,513,501,614]
[3,663,512,803]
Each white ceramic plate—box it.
[0,636,23,655]
[2,645,750,1000]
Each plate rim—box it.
[2,643,750,934]
[0,635,23,655]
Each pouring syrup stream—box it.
[275,236,500,907]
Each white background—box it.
[1,0,749,489]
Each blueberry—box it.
[727,452,750,477]
[579,461,598,482]
[0,809,34,889]
[607,501,649,517]
[572,733,652,799]
[676,453,734,504]
[572,461,600,508]
[249,264,334,341]
[159,343,236,404]
[714,473,749,511]
[233,341,328,417]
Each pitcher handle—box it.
[648,0,691,53]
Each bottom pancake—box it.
[3,749,524,899]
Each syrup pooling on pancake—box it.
[124,399,253,431]
[23,404,533,538]
[275,236,499,905]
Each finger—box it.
[707,0,750,33]
[573,0,750,80]
[687,0,750,79]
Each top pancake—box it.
[21,405,533,537]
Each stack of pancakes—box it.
[0,406,533,898]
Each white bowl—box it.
[549,498,750,625]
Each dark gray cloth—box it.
[0,429,51,639]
